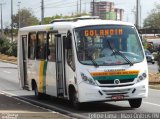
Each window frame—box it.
[36,31,47,60]
[47,31,58,62]
[28,32,37,60]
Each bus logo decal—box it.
[114,79,120,84]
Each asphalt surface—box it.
[0,61,160,119]
[0,62,71,119]
[147,61,159,73]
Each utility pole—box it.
[41,0,44,24]
[11,0,13,41]
[0,2,5,36]
[84,0,86,13]
[131,6,136,25]
[17,1,21,29]
[92,0,95,16]
[77,0,79,15]
[0,3,3,35]
[80,0,81,15]
[140,5,142,28]
[136,0,140,29]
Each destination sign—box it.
[84,29,123,37]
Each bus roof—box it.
[19,19,134,32]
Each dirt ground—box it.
[149,73,160,90]
[149,73,160,84]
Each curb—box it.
[0,91,73,119]
[1,90,88,119]
[17,96,88,119]
[0,59,17,65]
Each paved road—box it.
[0,62,71,119]
[147,61,159,73]
[0,61,160,119]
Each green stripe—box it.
[93,75,137,80]
[43,61,48,93]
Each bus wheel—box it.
[34,84,42,99]
[70,90,81,110]
[128,98,142,108]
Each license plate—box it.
[112,95,124,100]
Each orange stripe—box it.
[91,70,139,77]
[39,61,44,93]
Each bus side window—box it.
[36,32,47,60]
[48,33,56,62]
[28,33,36,59]
[66,32,75,71]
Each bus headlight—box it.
[137,72,147,83]
[81,73,97,86]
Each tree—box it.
[13,8,39,28]
[43,12,89,24]
[43,14,63,24]
[143,4,160,28]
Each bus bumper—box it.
[78,80,148,103]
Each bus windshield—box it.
[75,25,144,66]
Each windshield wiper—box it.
[87,55,99,67]
[107,40,134,66]
[114,49,133,66]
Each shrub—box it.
[0,37,17,57]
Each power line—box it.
[44,0,65,6]
[23,0,89,13]
[33,0,79,20]
[44,0,87,8]
[45,1,77,8]
[45,2,77,8]
[26,0,90,20]
[27,0,90,15]
[45,1,90,9]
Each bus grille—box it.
[97,78,134,84]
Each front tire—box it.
[128,98,142,108]
[70,89,81,110]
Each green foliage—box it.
[143,4,160,28]
[43,13,89,24]
[0,37,17,57]
[13,8,39,28]
[6,41,17,57]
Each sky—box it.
[1,0,160,28]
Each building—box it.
[91,1,124,21]
[114,8,124,21]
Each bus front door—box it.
[56,34,66,97]
[21,35,28,89]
